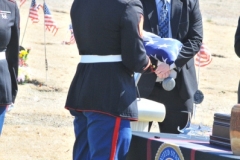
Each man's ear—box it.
[138,14,144,38]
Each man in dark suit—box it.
[234,16,240,103]
[138,0,203,134]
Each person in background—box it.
[64,0,153,159]
[138,0,203,134]
[0,0,20,135]
[234,16,240,103]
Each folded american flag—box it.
[142,31,182,65]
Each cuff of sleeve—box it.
[169,63,176,70]
[143,58,151,71]
[143,64,156,73]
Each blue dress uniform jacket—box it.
[0,0,20,106]
[138,0,203,113]
[65,0,150,120]
[235,17,240,58]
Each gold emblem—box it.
[155,143,184,160]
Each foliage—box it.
[18,46,31,84]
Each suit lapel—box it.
[144,0,159,35]
[170,0,183,38]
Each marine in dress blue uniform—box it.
[65,0,153,159]
[0,0,20,135]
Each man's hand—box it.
[155,63,170,79]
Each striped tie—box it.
[158,0,169,38]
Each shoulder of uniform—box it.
[8,0,16,3]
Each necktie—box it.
[158,0,169,38]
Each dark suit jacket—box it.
[65,0,151,119]
[138,0,203,104]
[235,17,240,57]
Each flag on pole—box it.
[62,24,76,45]
[43,2,58,36]
[68,24,75,44]
[195,43,212,67]
[20,0,26,7]
[29,0,41,23]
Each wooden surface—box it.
[230,104,240,156]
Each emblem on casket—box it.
[155,143,184,160]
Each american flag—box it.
[143,31,182,65]
[195,43,212,67]
[29,0,41,23]
[68,24,75,44]
[20,0,26,7]
[43,3,58,36]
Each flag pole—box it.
[43,0,48,84]
[20,3,31,46]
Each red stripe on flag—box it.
[195,43,212,67]
[20,0,26,7]
[29,2,41,23]
[43,2,58,36]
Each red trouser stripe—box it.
[109,117,121,160]
[191,149,196,160]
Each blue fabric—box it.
[70,110,132,160]
[0,106,7,135]
[158,0,169,38]
[159,12,169,38]
[143,36,183,65]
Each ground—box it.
[0,0,240,159]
